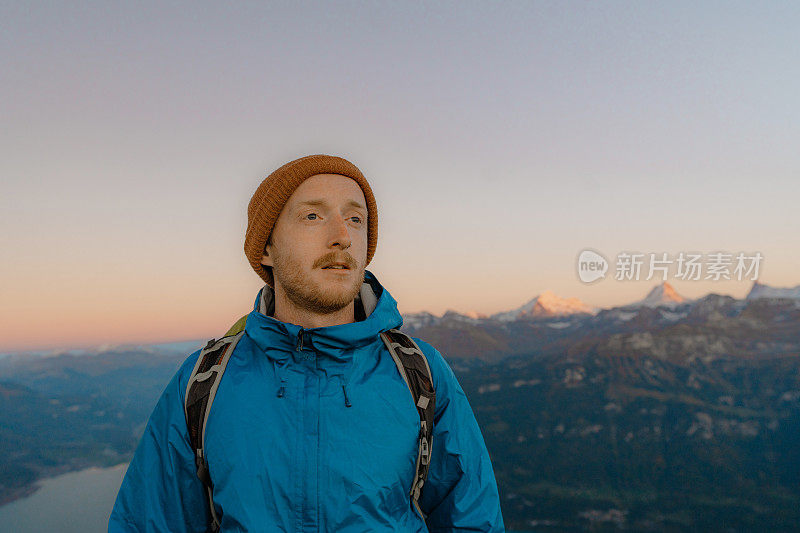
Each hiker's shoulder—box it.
[404,335,459,389]
[179,345,204,376]
[174,332,249,391]
[405,335,439,359]
[158,346,206,403]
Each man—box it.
[109,154,505,531]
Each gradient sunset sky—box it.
[2,1,799,352]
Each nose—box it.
[328,214,351,250]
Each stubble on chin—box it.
[276,261,365,315]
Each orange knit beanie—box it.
[244,154,378,287]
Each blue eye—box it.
[306,213,318,220]
[350,216,362,223]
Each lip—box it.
[320,266,351,275]
[321,263,350,270]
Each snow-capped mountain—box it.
[626,282,688,309]
[441,310,487,324]
[490,291,597,322]
[399,280,800,351]
[746,281,800,301]
[402,311,440,330]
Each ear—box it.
[260,243,273,268]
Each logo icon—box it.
[577,249,608,283]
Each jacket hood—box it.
[244,269,403,369]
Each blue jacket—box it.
[109,270,505,532]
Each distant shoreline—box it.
[0,461,129,508]
[0,484,39,508]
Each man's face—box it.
[260,173,369,315]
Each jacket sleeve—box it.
[108,350,210,533]
[413,339,505,532]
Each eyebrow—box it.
[295,199,366,211]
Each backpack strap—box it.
[380,328,436,520]
[183,316,247,532]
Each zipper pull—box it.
[342,383,352,408]
[296,327,304,351]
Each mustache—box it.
[316,252,357,269]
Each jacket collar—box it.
[244,269,403,368]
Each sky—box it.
[1,1,799,352]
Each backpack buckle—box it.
[418,422,431,466]
[411,475,425,500]
[419,435,430,466]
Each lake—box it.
[0,464,529,531]
[0,463,128,532]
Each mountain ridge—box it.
[403,280,797,330]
